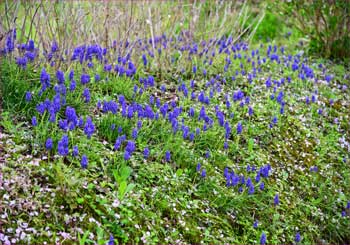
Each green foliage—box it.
[276,0,350,60]
[254,10,279,41]
[0,59,37,116]
[1,2,350,244]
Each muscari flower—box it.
[70,80,76,91]
[295,232,301,243]
[58,119,68,131]
[56,70,65,84]
[51,41,58,52]
[260,232,266,245]
[132,128,138,139]
[279,105,285,114]
[253,220,258,228]
[248,184,255,195]
[255,172,261,183]
[274,194,280,206]
[84,116,95,139]
[196,163,201,172]
[40,68,51,91]
[81,73,90,85]
[260,182,265,191]
[81,155,88,169]
[237,122,242,134]
[72,145,79,157]
[65,106,78,126]
[124,151,131,160]
[192,65,197,74]
[58,134,69,156]
[312,94,316,103]
[45,138,53,150]
[126,141,136,154]
[83,88,90,103]
[143,147,149,159]
[32,116,37,126]
[108,234,115,245]
[248,106,253,116]
[25,91,32,102]
[205,150,210,159]
[114,137,122,151]
[16,56,28,69]
[189,132,195,141]
[165,151,171,162]
[142,54,147,66]
[69,70,74,81]
[188,107,195,117]
[201,169,206,178]
[272,116,278,125]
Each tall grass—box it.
[0,1,265,56]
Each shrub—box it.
[277,0,350,60]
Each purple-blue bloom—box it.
[72,145,79,157]
[83,88,90,103]
[237,122,242,134]
[58,134,69,156]
[25,91,32,102]
[108,234,115,245]
[56,70,65,84]
[143,147,149,159]
[45,138,53,150]
[81,73,90,85]
[70,80,76,91]
[259,182,265,191]
[81,155,88,169]
[124,151,131,160]
[84,116,95,139]
[260,232,266,245]
[165,151,171,162]
[224,141,229,150]
[196,163,201,172]
[69,70,74,81]
[248,184,254,195]
[65,106,78,126]
[132,128,138,139]
[32,116,37,126]
[125,141,136,154]
[248,106,253,116]
[40,68,50,91]
[295,232,301,243]
[201,169,206,178]
[205,150,210,159]
[114,138,122,151]
[274,194,280,206]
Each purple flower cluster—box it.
[58,135,69,156]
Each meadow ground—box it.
[0,1,350,244]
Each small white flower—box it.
[112,199,120,208]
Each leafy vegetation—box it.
[275,0,350,61]
[0,1,350,245]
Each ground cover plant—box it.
[0,1,350,244]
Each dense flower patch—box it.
[0,28,349,244]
